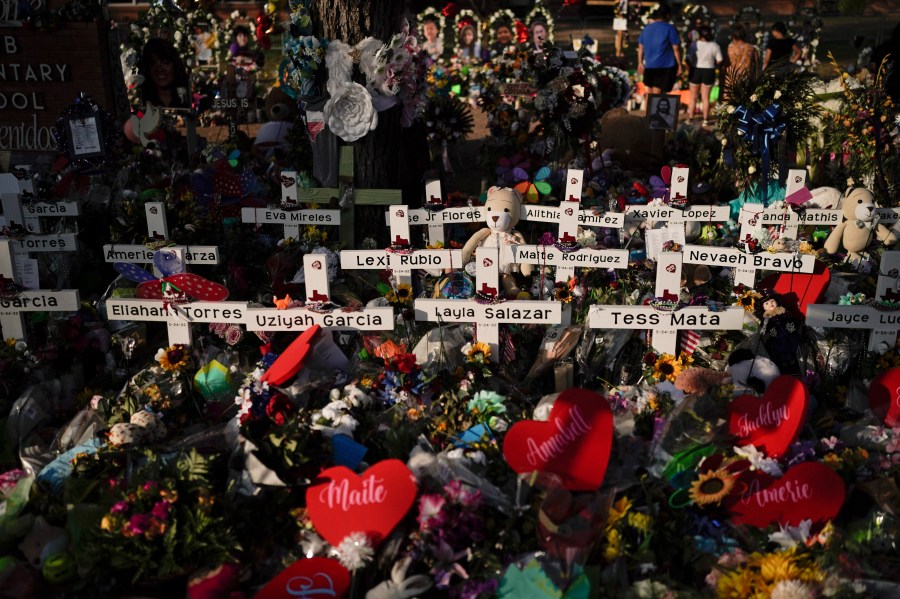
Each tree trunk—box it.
[311,0,412,245]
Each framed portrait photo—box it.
[66,116,106,159]
[647,93,678,131]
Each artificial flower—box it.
[735,289,761,313]
[324,82,379,143]
[689,468,736,506]
[155,344,190,372]
[463,341,491,362]
[336,532,374,570]
[385,283,414,305]
[653,354,685,383]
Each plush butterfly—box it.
[649,166,672,203]
[114,250,229,303]
[514,166,553,204]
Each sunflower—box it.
[652,353,684,382]
[466,341,492,362]
[554,282,573,303]
[689,467,736,506]
[715,568,757,599]
[155,344,190,372]
[385,283,414,305]
[755,550,800,583]
[735,289,762,313]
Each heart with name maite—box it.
[730,462,845,528]
[306,459,418,548]
[502,388,613,491]
[728,375,808,458]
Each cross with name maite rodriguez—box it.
[414,246,562,362]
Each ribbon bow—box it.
[734,103,786,207]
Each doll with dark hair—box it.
[139,38,191,109]
[755,289,801,374]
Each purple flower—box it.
[538,232,556,246]
[785,440,817,467]
[444,480,482,508]
[417,494,447,530]
[458,578,500,599]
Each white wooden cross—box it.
[588,251,745,355]
[243,254,394,334]
[681,244,817,288]
[241,204,341,242]
[805,251,900,352]
[414,246,562,362]
[342,204,465,288]
[0,239,81,340]
[105,297,249,346]
[103,202,221,272]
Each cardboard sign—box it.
[758,260,830,317]
[728,376,808,458]
[502,388,613,490]
[869,367,900,427]
[255,557,350,599]
[306,459,418,547]
[730,462,845,528]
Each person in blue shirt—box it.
[637,4,682,95]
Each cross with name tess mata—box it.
[805,251,900,352]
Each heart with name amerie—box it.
[255,557,350,599]
[730,462,845,528]
[728,375,808,458]
[869,367,900,427]
[306,459,417,548]
[502,388,613,491]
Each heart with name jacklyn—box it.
[728,375,808,458]
[306,459,418,548]
[255,557,350,599]
[729,462,845,528]
[869,367,900,427]
[502,387,613,491]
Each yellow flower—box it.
[823,453,840,467]
[100,515,116,532]
[627,511,652,533]
[5,338,15,347]
[603,528,622,560]
[715,568,757,599]
[757,550,799,582]
[466,341,492,362]
[735,289,761,313]
[690,468,736,506]
[385,283,414,305]
[653,354,683,382]
[608,496,632,525]
[157,344,190,372]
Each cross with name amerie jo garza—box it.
[414,246,562,362]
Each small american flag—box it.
[679,330,701,355]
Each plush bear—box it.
[252,87,295,160]
[461,187,533,299]
[824,188,900,262]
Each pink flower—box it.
[110,501,129,514]
[417,494,447,530]
[126,513,152,536]
[151,500,170,521]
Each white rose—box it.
[748,165,757,174]
[750,94,758,102]
[811,39,819,47]
[726,105,735,114]
[324,82,379,142]
[174,31,183,42]
[774,90,782,99]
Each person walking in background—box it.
[726,24,759,83]
[763,22,801,71]
[686,26,722,126]
[637,4,682,96]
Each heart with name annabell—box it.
[759,260,830,317]
[255,557,350,599]
[869,367,900,427]
[730,462,845,528]
[728,375,808,458]
[502,388,613,491]
[306,459,418,548]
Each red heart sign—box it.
[255,557,350,599]
[759,260,830,317]
[869,367,900,427]
[136,274,230,302]
[730,462,845,528]
[502,388,613,491]
[261,325,321,386]
[728,375,808,458]
[306,459,418,548]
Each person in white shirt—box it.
[685,26,722,126]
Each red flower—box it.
[266,392,295,426]
[393,353,418,374]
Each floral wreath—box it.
[681,4,717,39]
[728,6,765,49]
[526,1,555,45]
[417,7,446,48]
[453,9,481,56]
[486,9,517,46]
[788,7,824,65]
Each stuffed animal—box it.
[726,348,780,395]
[824,188,900,262]
[461,187,533,299]
[252,87,295,160]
